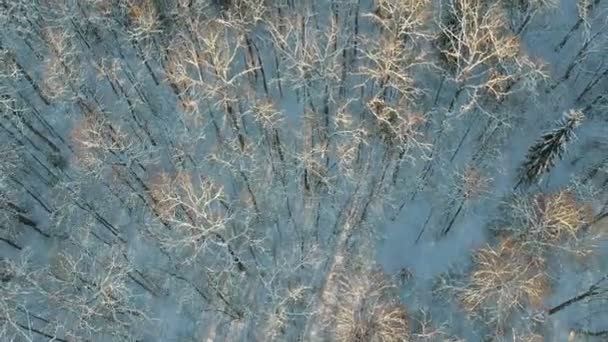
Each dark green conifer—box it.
[516,110,584,188]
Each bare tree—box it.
[41,26,82,101]
[440,165,492,236]
[71,106,134,174]
[437,0,545,113]
[361,0,432,102]
[0,253,66,341]
[332,267,409,342]
[255,245,322,341]
[41,244,148,341]
[147,171,246,268]
[439,237,551,331]
[0,144,23,250]
[409,309,464,341]
[497,188,601,258]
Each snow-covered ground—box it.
[0,0,607,341]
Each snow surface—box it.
[0,0,607,341]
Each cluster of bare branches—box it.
[439,165,493,236]
[356,0,433,158]
[523,191,589,242]
[0,245,149,341]
[436,183,605,336]
[125,0,162,42]
[41,26,81,101]
[147,171,241,266]
[0,253,50,341]
[0,144,23,250]
[255,245,322,341]
[408,309,465,341]
[498,188,598,257]
[360,0,430,101]
[331,266,409,342]
[40,244,148,340]
[71,106,134,174]
[437,0,547,114]
[1,0,606,340]
[439,237,550,332]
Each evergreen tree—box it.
[516,110,585,188]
